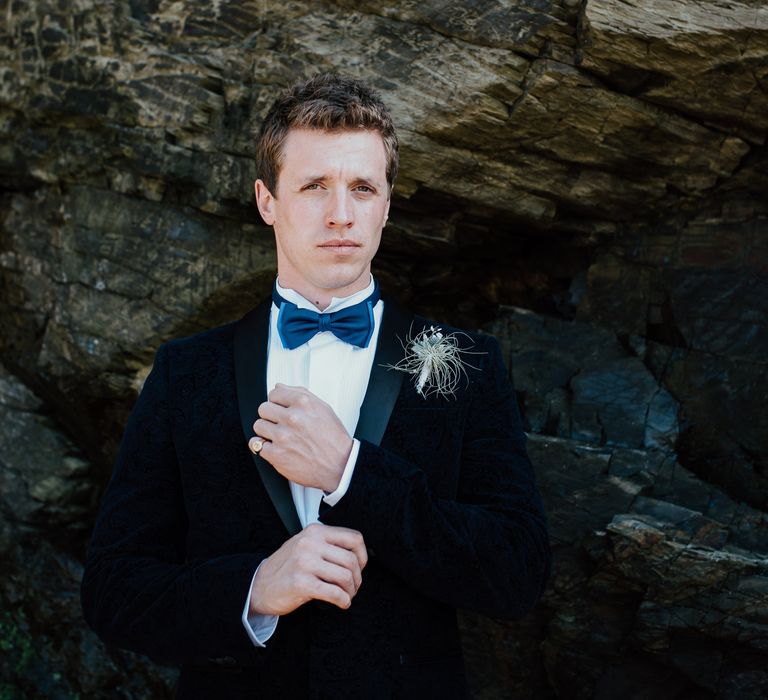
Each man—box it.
[81,73,550,699]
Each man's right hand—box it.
[248,523,368,616]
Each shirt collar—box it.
[274,275,377,314]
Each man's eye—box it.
[355,185,373,193]
[303,183,321,190]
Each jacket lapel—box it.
[234,299,302,537]
[234,295,414,537]
[355,298,413,446]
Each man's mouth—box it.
[318,240,361,249]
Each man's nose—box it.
[326,190,353,228]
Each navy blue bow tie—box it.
[273,282,380,350]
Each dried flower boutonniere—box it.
[387,325,481,398]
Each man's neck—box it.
[274,275,374,311]
[275,276,376,314]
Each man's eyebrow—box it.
[297,173,384,187]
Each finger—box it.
[321,546,363,590]
[301,524,366,570]
[256,439,276,466]
[268,383,305,408]
[307,578,353,610]
[320,526,368,569]
[257,400,291,425]
[349,538,368,571]
[253,417,280,441]
[248,436,266,455]
[312,560,359,599]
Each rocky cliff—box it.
[1,1,766,698]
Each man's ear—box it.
[254,179,276,226]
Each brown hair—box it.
[255,73,399,197]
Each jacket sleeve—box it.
[80,343,267,667]
[320,335,551,619]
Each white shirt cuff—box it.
[322,438,360,507]
[241,563,279,647]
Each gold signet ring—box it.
[248,436,265,454]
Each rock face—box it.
[0,1,765,698]
[0,363,177,698]
[489,308,680,450]
[469,311,768,699]
[579,0,768,142]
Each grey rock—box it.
[489,307,680,450]
[1,533,177,699]
[579,226,768,509]
[529,433,768,699]
[0,362,97,531]
[606,514,768,694]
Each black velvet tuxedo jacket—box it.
[81,296,551,700]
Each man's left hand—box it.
[253,383,353,493]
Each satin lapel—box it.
[355,299,414,445]
[234,299,302,537]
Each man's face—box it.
[254,128,390,307]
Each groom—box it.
[81,73,550,699]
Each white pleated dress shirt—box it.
[241,276,383,646]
